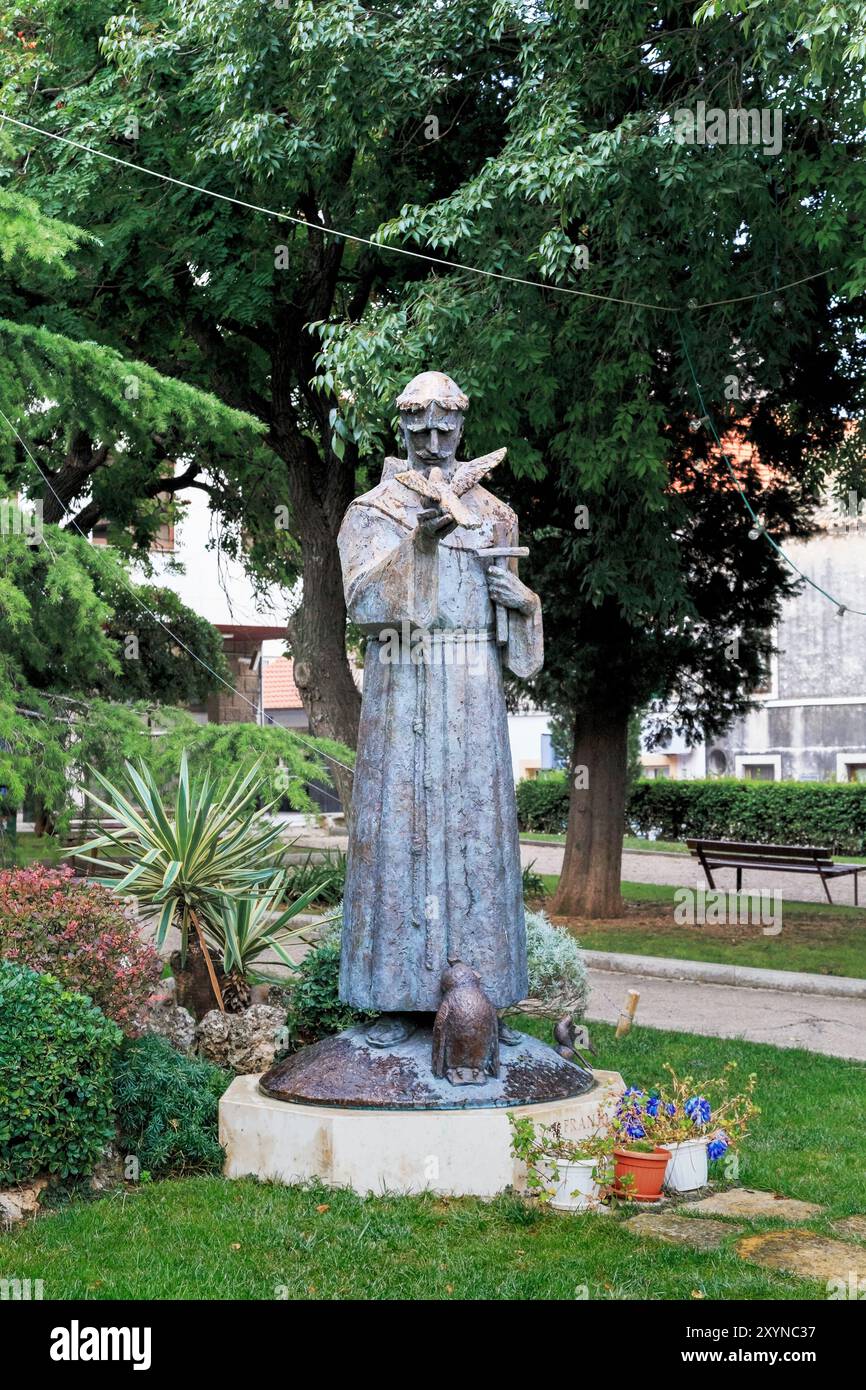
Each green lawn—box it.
[2,1021,864,1300]
[0,830,66,870]
[538,876,866,979]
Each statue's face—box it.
[401,404,463,470]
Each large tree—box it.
[308,0,866,913]
[1,0,525,809]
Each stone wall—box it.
[207,637,261,724]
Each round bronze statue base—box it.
[259,1024,595,1110]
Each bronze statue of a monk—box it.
[337,372,543,1048]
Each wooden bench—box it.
[686,838,861,905]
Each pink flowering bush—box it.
[0,865,161,1033]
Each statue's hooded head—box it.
[397,371,468,472]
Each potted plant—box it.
[610,1088,673,1202]
[655,1064,759,1193]
[508,1114,612,1212]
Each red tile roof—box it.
[263,656,303,710]
[713,433,776,489]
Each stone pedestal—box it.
[219,1068,624,1198]
[259,1023,596,1109]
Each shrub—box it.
[0,865,162,1032]
[113,1034,230,1176]
[517,773,866,854]
[282,849,347,906]
[523,909,589,1017]
[628,778,866,854]
[285,934,372,1047]
[0,962,121,1184]
[515,772,569,834]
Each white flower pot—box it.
[542,1155,602,1212]
[662,1138,708,1193]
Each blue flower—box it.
[665,1102,677,1117]
[616,1087,646,1118]
[686,1095,711,1127]
[624,1118,646,1139]
[645,1093,662,1118]
[707,1133,729,1162]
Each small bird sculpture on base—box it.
[553,1015,595,1072]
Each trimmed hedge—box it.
[515,772,570,834]
[0,962,121,1184]
[516,772,866,854]
[628,778,866,854]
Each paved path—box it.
[521,842,863,908]
[585,966,866,1061]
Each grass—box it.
[0,830,66,870]
[2,1020,863,1300]
[536,876,866,979]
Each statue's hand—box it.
[486,565,536,616]
[415,506,458,545]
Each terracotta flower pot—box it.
[612,1146,670,1202]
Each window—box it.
[836,754,866,784]
[735,754,781,781]
[150,517,175,553]
[89,491,175,553]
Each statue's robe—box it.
[337,460,543,1013]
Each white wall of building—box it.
[137,488,288,662]
[507,710,553,783]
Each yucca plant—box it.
[210,872,330,988]
[75,753,289,1011]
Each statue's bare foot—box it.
[365,1013,416,1048]
[498,1017,522,1047]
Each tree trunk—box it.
[170,937,229,1021]
[551,702,629,919]
[33,797,55,837]
[286,524,361,822]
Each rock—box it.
[197,1005,286,1073]
[737,1229,866,1284]
[624,1212,744,1250]
[196,1009,231,1066]
[145,977,177,1008]
[689,1187,824,1221]
[90,1142,125,1194]
[143,1003,197,1055]
[266,983,293,1011]
[0,1177,48,1224]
